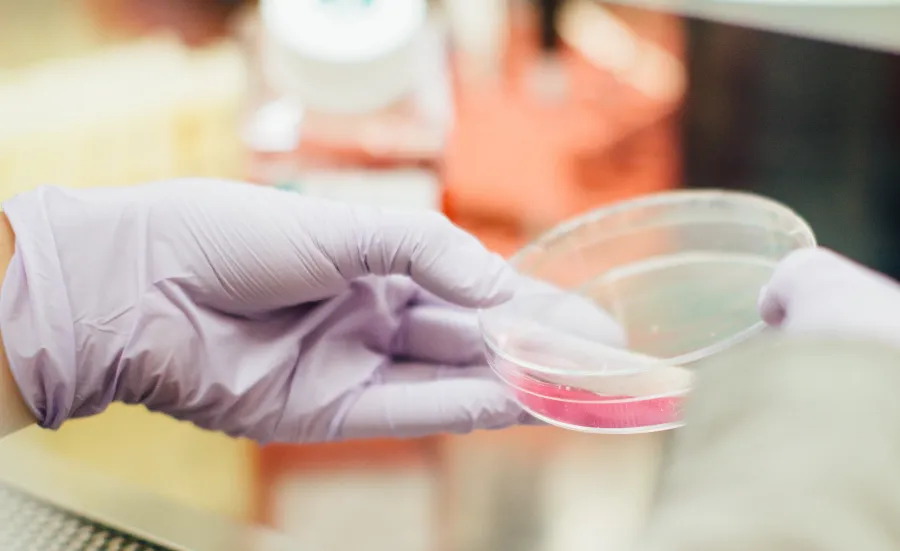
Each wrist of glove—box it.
[0,212,35,438]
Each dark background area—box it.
[683,20,900,276]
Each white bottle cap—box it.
[260,0,427,115]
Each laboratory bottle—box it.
[238,0,453,211]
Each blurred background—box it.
[0,0,897,550]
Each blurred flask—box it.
[238,0,453,211]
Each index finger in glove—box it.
[332,207,518,309]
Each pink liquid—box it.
[505,370,683,431]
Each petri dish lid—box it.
[480,190,816,386]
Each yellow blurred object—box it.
[0,37,247,195]
[0,0,116,69]
[0,36,254,521]
[13,406,257,520]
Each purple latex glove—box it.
[759,247,900,344]
[0,179,530,444]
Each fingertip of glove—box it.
[432,250,520,309]
[759,246,831,327]
[757,284,784,327]
[473,254,520,306]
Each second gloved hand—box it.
[0,179,530,444]
[759,247,900,344]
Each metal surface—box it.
[601,0,900,54]
[0,440,303,551]
[0,483,169,551]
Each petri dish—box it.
[479,190,816,433]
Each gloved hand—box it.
[759,247,900,344]
[0,179,530,444]
[637,248,900,551]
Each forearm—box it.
[634,337,900,551]
[0,212,36,438]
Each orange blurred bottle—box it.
[443,1,685,256]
